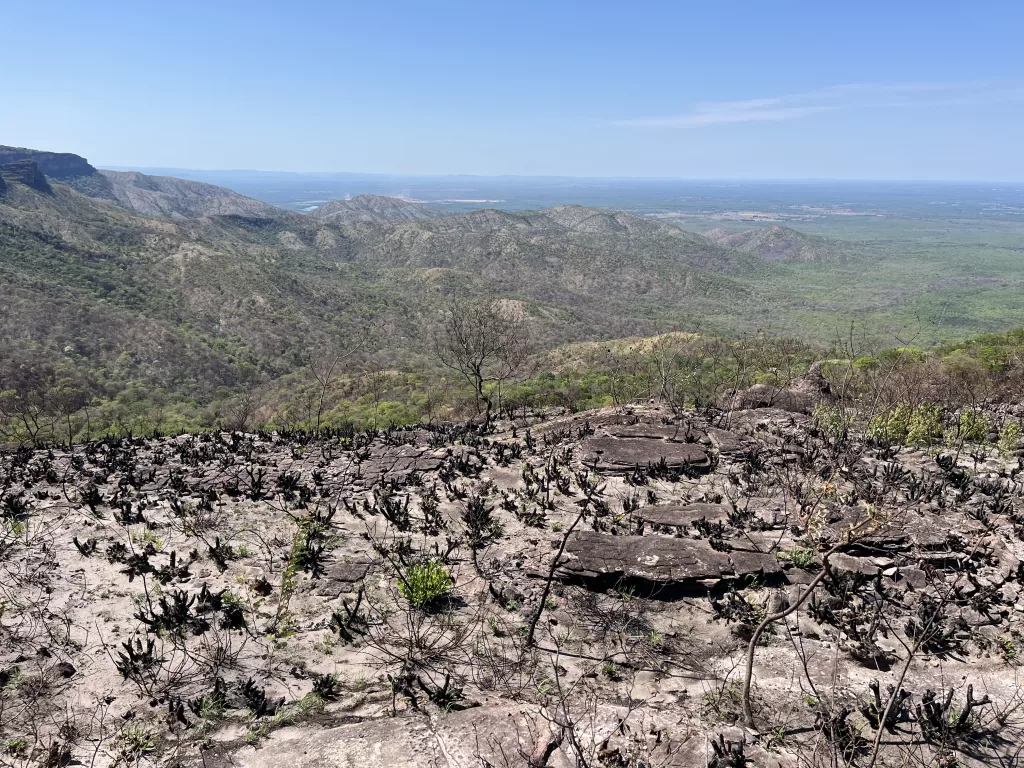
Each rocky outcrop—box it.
[5,401,1024,768]
[0,146,98,179]
[580,435,712,473]
[0,145,286,219]
[703,225,841,261]
[638,503,731,528]
[96,170,284,219]
[0,160,52,193]
[720,361,832,414]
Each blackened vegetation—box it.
[1,405,1024,768]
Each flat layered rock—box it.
[312,560,373,597]
[581,436,711,473]
[557,532,780,589]
[206,715,440,768]
[603,423,706,442]
[360,445,444,478]
[638,503,731,528]
[705,427,751,456]
[830,553,881,577]
[827,507,984,553]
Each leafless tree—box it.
[0,369,87,446]
[224,387,262,432]
[302,336,366,433]
[434,300,532,428]
[362,364,393,430]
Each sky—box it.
[2,0,1023,180]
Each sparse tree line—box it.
[4,305,1024,451]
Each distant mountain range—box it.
[0,144,873,409]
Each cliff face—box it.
[0,159,53,193]
[0,145,284,218]
[0,146,98,179]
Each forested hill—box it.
[0,148,787,413]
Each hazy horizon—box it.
[102,165,1024,184]
[3,1,1023,180]
[92,165,1024,218]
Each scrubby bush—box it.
[777,547,817,569]
[812,403,845,439]
[868,404,912,443]
[907,404,944,445]
[869,403,943,445]
[999,421,1022,456]
[398,561,453,609]
[946,408,990,445]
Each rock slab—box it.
[558,532,780,589]
[581,436,711,472]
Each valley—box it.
[2,146,1023,440]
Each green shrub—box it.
[946,408,990,445]
[907,404,943,445]
[1000,637,1018,664]
[869,403,943,445]
[777,547,817,569]
[114,725,155,764]
[398,561,453,609]
[812,403,844,439]
[999,422,1022,456]
[868,404,912,443]
[4,739,27,757]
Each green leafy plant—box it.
[869,403,943,445]
[777,547,817,569]
[868,404,912,443]
[907,404,944,445]
[701,680,745,723]
[813,403,845,439]
[398,561,453,610]
[946,408,990,445]
[112,724,155,766]
[1000,637,1018,664]
[999,421,1021,456]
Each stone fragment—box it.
[829,553,880,576]
[603,423,706,443]
[312,560,373,598]
[705,427,749,456]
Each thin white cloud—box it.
[615,80,1024,128]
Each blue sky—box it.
[2,0,1022,179]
